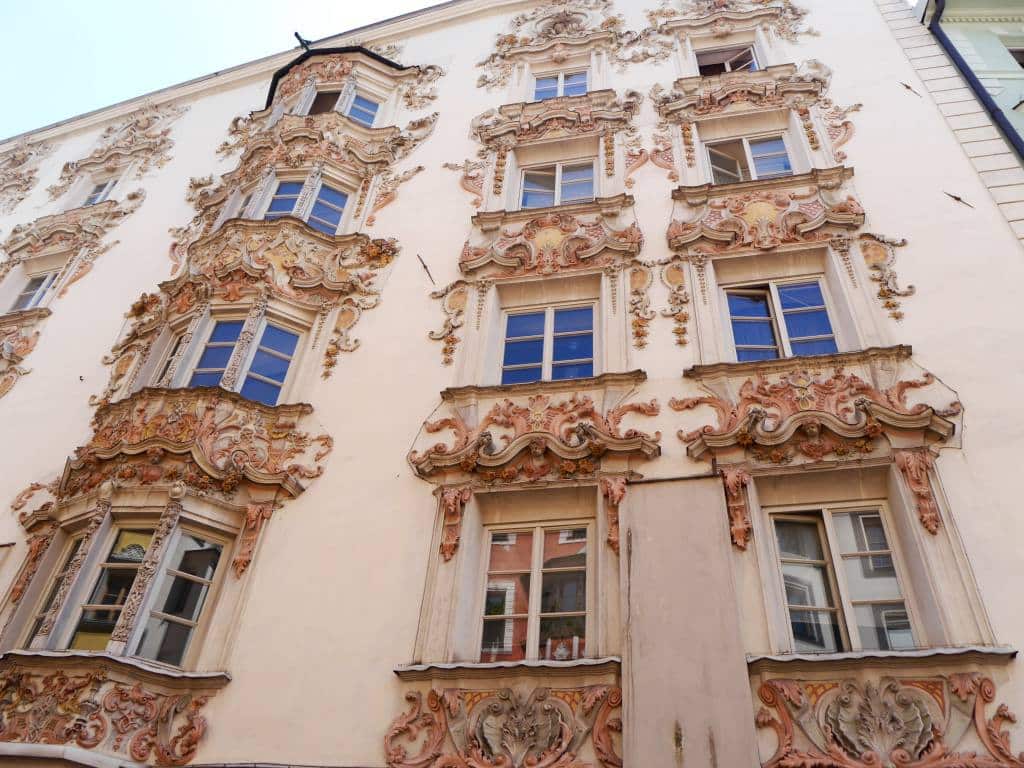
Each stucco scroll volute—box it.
[859,232,915,320]
[756,674,1024,768]
[645,0,814,46]
[0,138,54,213]
[429,281,469,366]
[47,101,187,200]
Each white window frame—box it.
[767,501,920,654]
[306,180,350,236]
[500,302,598,384]
[723,276,838,361]
[83,178,118,207]
[705,132,793,184]
[478,521,595,663]
[344,93,380,127]
[519,159,596,210]
[177,313,304,405]
[260,175,352,236]
[9,271,58,313]
[533,69,589,101]
[695,45,759,76]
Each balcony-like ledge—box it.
[746,645,1017,675]
[0,306,52,327]
[60,386,333,501]
[684,345,912,380]
[443,370,646,402]
[671,166,854,206]
[472,193,634,232]
[0,649,226,766]
[394,656,621,681]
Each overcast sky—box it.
[0,0,433,140]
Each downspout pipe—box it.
[927,0,1024,164]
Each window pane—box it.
[749,137,788,157]
[832,512,890,554]
[168,534,222,580]
[153,577,211,623]
[737,348,779,362]
[502,367,543,385]
[790,339,839,356]
[306,217,337,235]
[503,339,544,366]
[137,616,193,666]
[551,362,593,380]
[351,95,379,115]
[854,604,914,651]
[481,617,527,661]
[842,557,902,602]
[506,312,545,338]
[70,610,120,650]
[523,189,556,208]
[727,292,771,317]
[564,72,588,95]
[782,563,835,608]
[709,141,747,183]
[317,185,348,208]
[752,152,793,178]
[778,282,825,309]
[189,372,224,388]
[272,181,304,196]
[108,530,153,563]
[789,609,843,652]
[552,334,593,362]
[209,321,243,343]
[553,307,592,333]
[484,575,531,616]
[539,616,586,660]
[535,77,558,100]
[783,310,834,340]
[194,345,234,371]
[249,350,291,383]
[731,319,777,347]
[260,325,299,355]
[544,528,587,567]
[266,197,297,214]
[85,567,138,607]
[541,572,586,613]
[561,165,593,183]
[310,202,343,226]
[488,530,533,571]
[240,377,282,406]
[775,520,824,559]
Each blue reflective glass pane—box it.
[753,153,792,177]
[727,293,771,318]
[274,182,304,195]
[249,350,291,383]
[195,346,234,370]
[522,190,555,208]
[240,377,281,406]
[551,362,593,380]
[561,165,593,182]
[348,110,375,127]
[791,339,839,357]
[779,282,825,309]
[209,321,243,342]
[783,310,833,339]
[553,334,593,361]
[737,348,780,362]
[554,307,592,333]
[506,313,545,338]
[502,367,543,385]
[750,138,787,156]
[535,77,558,100]
[731,319,777,347]
[261,325,299,355]
[307,217,337,235]
[189,372,224,388]
[267,197,297,214]
[524,171,556,190]
[503,339,544,366]
[317,186,348,207]
[561,180,593,202]
[352,96,379,115]
[310,202,343,225]
[564,73,588,95]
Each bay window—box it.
[481,525,590,662]
[725,279,837,361]
[262,177,349,236]
[501,305,594,384]
[772,507,916,653]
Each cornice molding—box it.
[442,370,647,402]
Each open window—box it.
[706,135,793,184]
[696,46,758,76]
[8,272,58,313]
[724,279,838,361]
[520,160,595,209]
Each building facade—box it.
[0,1,1022,766]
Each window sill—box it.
[394,656,621,681]
[672,166,854,206]
[0,648,232,686]
[683,345,913,380]
[473,193,634,232]
[746,645,1017,675]
[0,306,52,326]
[443,369,646,402]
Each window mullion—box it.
[819,512,857,652]
[554,163,563,206]
[742,137,757,180]
[543,308,554,381]
[526,526,544,660]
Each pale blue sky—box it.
[0,0,433,140]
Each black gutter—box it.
[263,45,411,109]
[927,0,1024,164]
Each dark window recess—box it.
[308,92,339,115]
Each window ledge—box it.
[442,369,646,402]
[747,645,1017,675]
[0,306,52,327]
[394,656,621,681]
[683,345,913,380]
[672,166,854,206]
[473,193,634,232]
[0,649,232,687]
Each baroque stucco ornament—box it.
[0,138,54,213]
[409,393,660,483]
[645,0,814,44]
[47,102,187,200]
[757,675,1024,768]
[385,685,622,768]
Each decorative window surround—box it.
[651,62,861,184]
[644,0,814,56]
[46,101,188,201]
[0,137,54,213]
